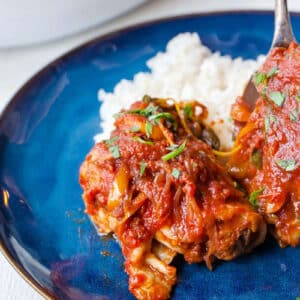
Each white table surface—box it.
[1,0,300,299]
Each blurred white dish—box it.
[0,0,147,48]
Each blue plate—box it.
[1,11,300,300]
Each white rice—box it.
[96,33,264,149]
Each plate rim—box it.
[0,9,296,300]
[0,9,280,120]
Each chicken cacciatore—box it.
[80,97,266,300]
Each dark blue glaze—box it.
[0,12,299,300]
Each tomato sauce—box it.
[230,42,300,247]
[80,98,266,300]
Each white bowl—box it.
[0,0,147,48]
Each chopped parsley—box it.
[127,103,158,117]
[114,102,157,119]
[267,67,278,78]
[139,161,147,176]
[264,114,277,133]
[109,145,120,158]
[106,137,120,158]
[171,168,181,179]
[130,126,140,132]
[249,188,264,209]
[133,136,154,145]
[145,121,153,138]
[269,91,286,107]
[261,86,268,99]
[264,116,270,132]
[251,148,262,169]
[140,104,157,116]
[184,105,193,118]
[105,136,118,146]
[290,109,299,121]
[253,72,267,86]
[275,159,296,171]
[162,140,187,161]
[149,112,175,124]
[296,90,300,102]
[264,113,277,132]
[270,114,277,122]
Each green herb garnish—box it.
[269,91,286,107]
[296,90,300,102]
[133,136,154,145]
[171,168,181,179]
[114,103,157,119]
[275,159,296,171]
[264,114,277,133]
[290,109,299,121]
[261,86,268,99]
[109,145,120,158]
[184,105,193,118]
[128,103,158,117]
[105,136,118,146]
[270,114,277,122]
[267,67,278,78]
[162,140,187,161]
[140,161,147,176]
[149,112,175,124]
[249,188,264,209]
[130,126,140,132]
[145,121,153,138]
[251,148,262,169]
[264,116,270,132]
[254,72,267,86]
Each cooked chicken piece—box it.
[229,42,300,247]
[80,97,266,299]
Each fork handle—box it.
[272,0,295,47]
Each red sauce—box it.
[230,42,300,247]
[80,98,266,299]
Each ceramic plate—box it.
[0,12,300,300]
